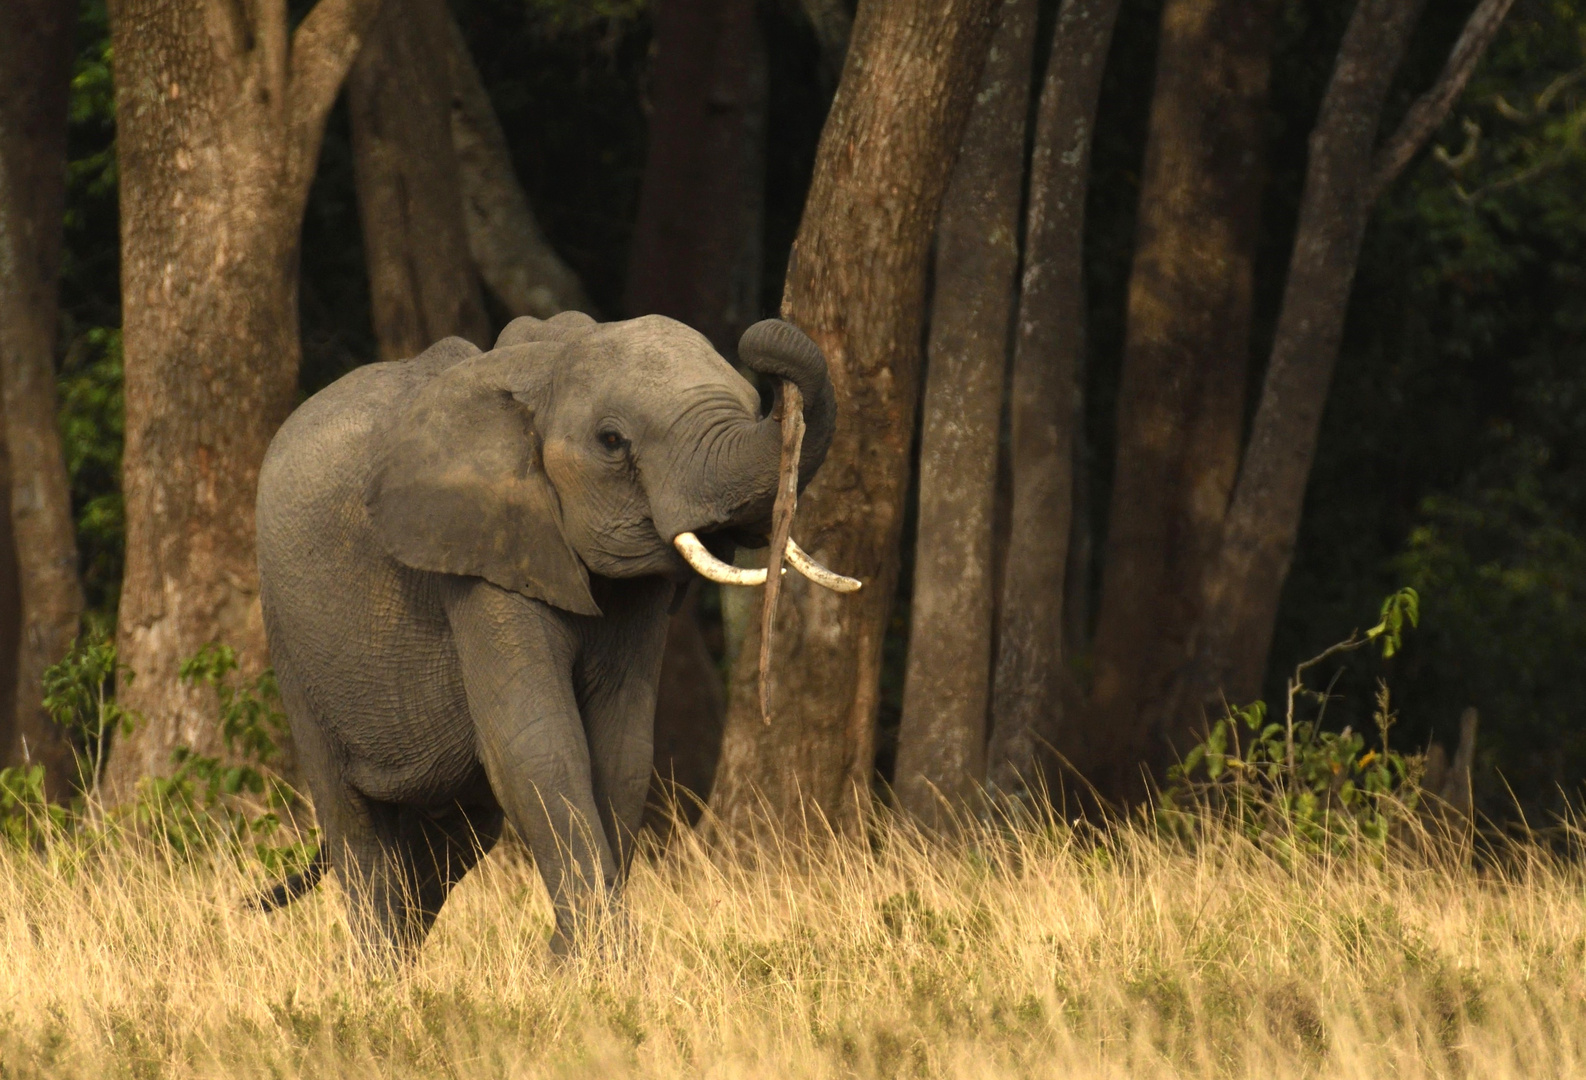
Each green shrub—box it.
[1161,589,1424,851]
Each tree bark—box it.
[1082,0,1278,802]
[106,0,382,795]
[894,0,1039,824]
[0,0,83,797]
[0,428,22,774]
[1180,0,1515,715]
[984,0,1122,796]
[624,0,766,354]
[349,0,491,360]
[444,15,592,320]
[708,0,999,838]
[624,0,768,823]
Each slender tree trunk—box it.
[106,0,382,795]
[984,0,1123,795]
[444,15,592,320]
[1180,0,1515,714]
[709,0,999,837]
[0,0,83,796]
[894,0,1039,824]
[624,0,768,823]
[0,431,22,771]
[349,0,490,359]
[1082,0,1278,802]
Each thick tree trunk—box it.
[1180,0,1515,714]
[624,0,768,823]
[894,0,1039,824]
[0,0,83,796]
[624,0,766,353]
[1082,0,1278,802]
[444,15,592,320]
[708,0,998,837]
[349,0,490,359]
[106,0,381,795]
[984,0,1122,796]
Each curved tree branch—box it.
[1370,0,1518,199]
[286,0,384,193]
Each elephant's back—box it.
[258,345,482,803]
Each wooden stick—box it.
[758,381,805,723]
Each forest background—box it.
[2,0,1584,830]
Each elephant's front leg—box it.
[442,578,617,952]
[574,577,674,872]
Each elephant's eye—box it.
[597,429,629,453]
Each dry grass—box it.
[1,807,1584,1079]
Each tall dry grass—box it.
[0,806,1583,1079]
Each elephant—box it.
[255,311,856,954]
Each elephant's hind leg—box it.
[393,801,505,939]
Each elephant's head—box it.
[364,311,853,615]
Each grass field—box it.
[0,808,1583,1079]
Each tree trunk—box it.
[0,431,22,773]
[624,0,766,353]
[984,0,1122,796]
[894,0,1039,824]
[1180,0,1515,714]
[0,0,83,797]
[106,0,382,795]
[349,0,491,359]
[624,0,768,823]
[708,0,999,838]
[1082,0,1278,802]
[444,15,592,320]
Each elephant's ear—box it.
[364,355,600,616]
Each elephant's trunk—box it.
[736,319,835,494]
[659,320,834,543]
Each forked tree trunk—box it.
[1082,0,1278,802]
[625,0,768,827]
[708,0,999,838]
[894,0,1039,824]
[444,15,592,320]
[1179,0,1516,716]
[0,0,83,796]
[106,0,382,795]
[349,0,491,359]
[984,0,1123,796]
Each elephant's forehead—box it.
[579,317,752,395]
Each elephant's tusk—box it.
[673,532,861,593]
[674,532,779,586]
[786,538,862,593]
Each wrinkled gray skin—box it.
[256,312,833,954]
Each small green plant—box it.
[41,632,141,803]
[1163,589,1423,849]
[0,765,69,847]
[135,643,311,867]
